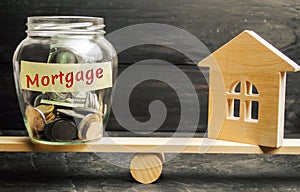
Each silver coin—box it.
[93,93,100,110]
[33,94,43,107]
[85,122,103,140]
[78,113,102,140]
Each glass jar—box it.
[13,16,117,145]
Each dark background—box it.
[0,1,299,191]
[0,0,299,135]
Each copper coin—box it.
[25,105,46,132]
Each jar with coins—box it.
[13,16,117,145]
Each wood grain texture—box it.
[1,136,300,154]
[199,30,300,148]
[130,153,163,184]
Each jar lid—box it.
[26,16,105,35]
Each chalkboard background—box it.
[0,0,299,135]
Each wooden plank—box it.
[1,136,300,154]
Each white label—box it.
[20,61,112,92]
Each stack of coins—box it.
[25,76,105,142]
[44,118,78,141]
[25,103,104,142]
[43,108,82,141]
[36,104,55,123]
[25,104,55,139]
[85,92,100,110]
[25,105,46,139]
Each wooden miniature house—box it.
[199,30,300,148]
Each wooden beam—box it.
[0,137,300,154]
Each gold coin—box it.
[36,104,54,116]
[25,105,46,132]
[45,112,56,123]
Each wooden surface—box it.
[130,153,163,184]
[1,136,300,154]
[0,0,299,133]
[199,31,300,148]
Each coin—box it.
[25,105,46,132]
[51,118,78,141]
[78,113,102,139]
[36,104,54,115]
[33,94,43,107]
[93,93,100,110]
[103,104,107,116]
[44,123,54,141]
[45,112,56,123]
[85,122,103,140]
[85,92,101,110]
[85,92,93,109]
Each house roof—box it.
[199,30,300,72]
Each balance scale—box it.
[3,30,300,184]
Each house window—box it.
[227,81,259,122]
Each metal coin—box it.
[85,122,103,140]
[36,104,54,116]
[51,119,78,141]
[89,92,94,109]
[85,92,100,110]
[93,93,100,110]
[45,112,56,123]
[33,94,43,107]
[103,104,107,116]
[84,92,92,109]
[25,105,46,132]
[78,113,102,140]
[44,123,54,141]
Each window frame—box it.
[226,81,259,122]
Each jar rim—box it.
[28,16,104,24]
[26,16,105,35]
